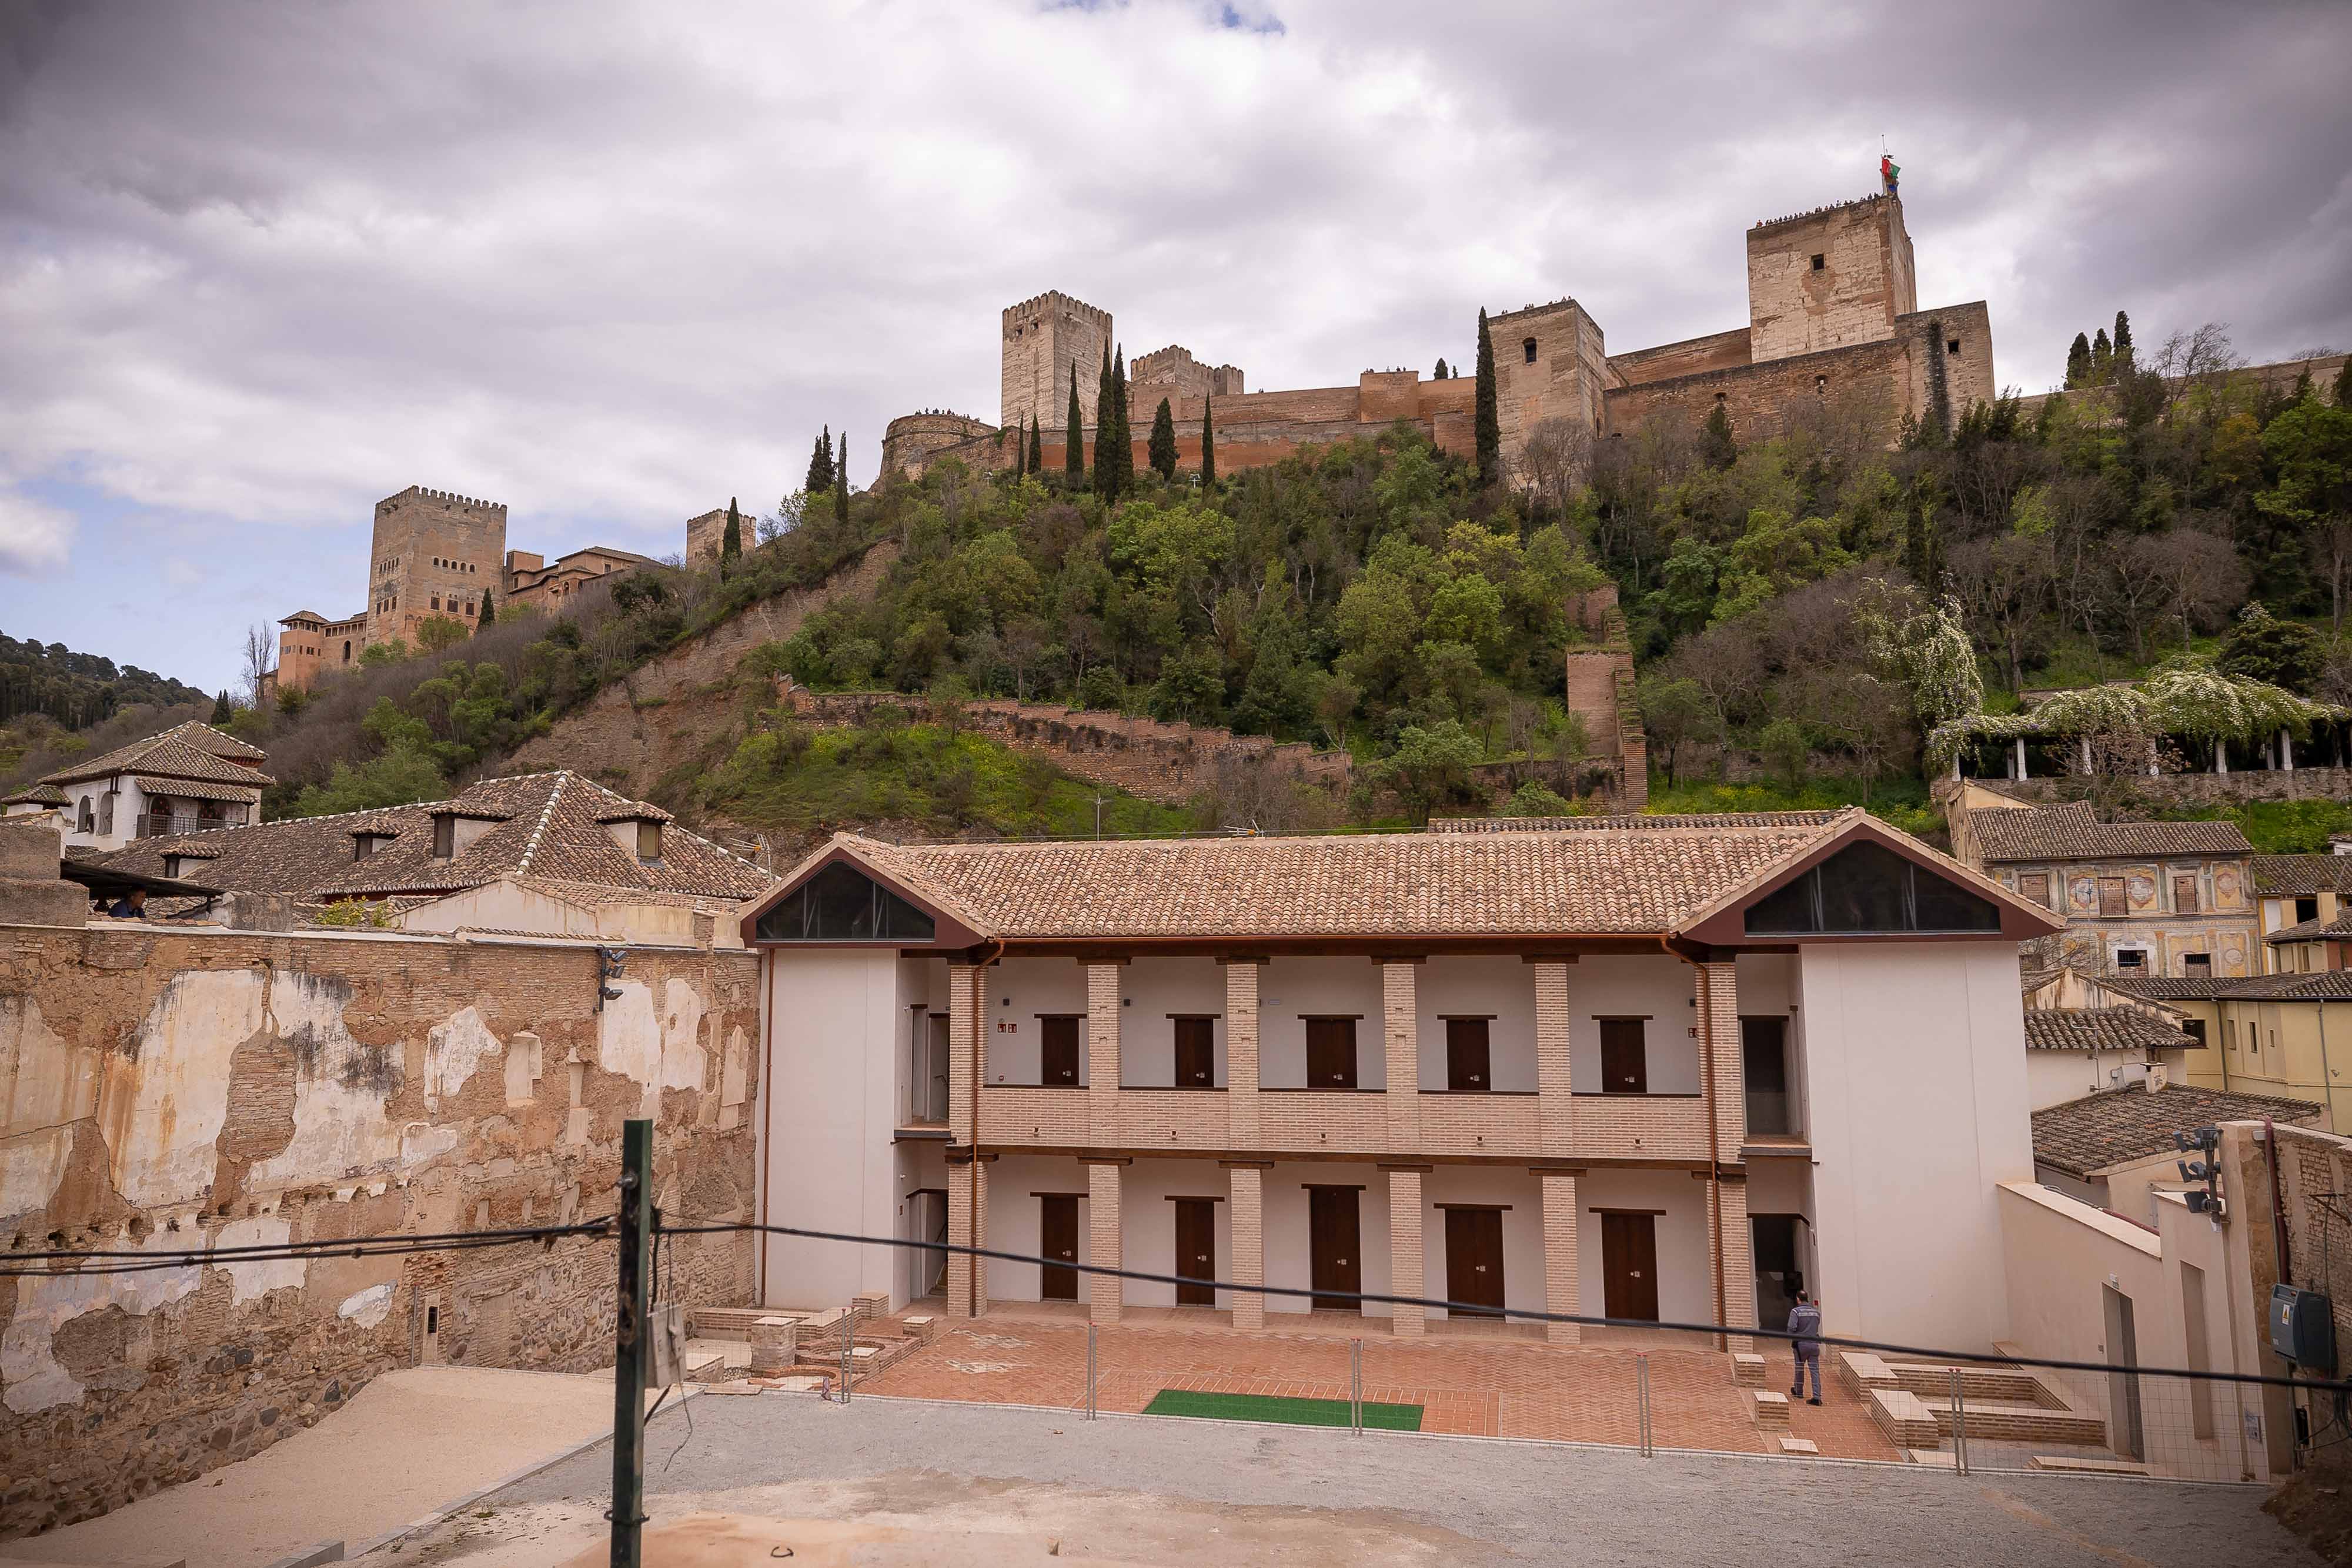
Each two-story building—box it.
[1,721,272,852]
[2251,853,2352,969]
[741,809,2059,1351]
[1946,787,2256,979]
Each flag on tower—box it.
[1881,153,1900,195]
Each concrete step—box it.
[1932,1399,2106,1446]
[1886,1360,2045,1404]
[2031,1455,2150,1476]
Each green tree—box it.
[1433,357,1449,380]
[2256,401,2352,626]
[1700,400,1738,470]
[2112,310,2133,372]
[2090,327,2112,385]
[1369,720,1484,820]
[1200,395,1216,488]
[209,690,233,724]
[2216,602,2326,691]
[806,426,834,494]
[1636,674,1722,784]
[1094,344,1117,502]
[2064,332,2090,389]
[1148,644,1224,723]
[416,616,470,654]
[1474,308,1500,487]
[477,589,495,627]
[359,636,411,668]
[721,496,743,573]
[1503,778,1574,817]
[1065,363,1085,483]
[1027,414,1043,475]
[290,743,446,817]
[2336,356,2352,410]
[1757,716,1811,787]
[1112,345,1133,496]
[1148,396,1177,482]
[834,435,850,527]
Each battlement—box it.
[1491,296,1591,325]
[377,484,506,516]
[1001,290,1111,329]
[1749,192,1896,236]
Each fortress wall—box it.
[1603,332,1915,446]
[1900,301,1997,429]
[1608,327,1755,388]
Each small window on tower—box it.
[1523,338,1538,364]
[1810,253,1825,271]
[1815,375,1828,393]
[430,595,441,611]
[1947,339,1962,355]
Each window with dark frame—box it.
[1523,337,1538,364]
[430,814,455,859]
[636,820,663,863]
[754,860,936,942]
[1947,338,1962,355]
[2115,949,2147,971]
[1745,841,2000,934]
[1809,253,1825,270]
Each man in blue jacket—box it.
[1788,1290,1823,1405]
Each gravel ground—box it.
[396,1391,2318,1567]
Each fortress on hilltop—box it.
[883,187,1997,484]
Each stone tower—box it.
[366,486,507,651]
[1488,297,1609,476]
[1001,291,1112,434]
[1745,194,1917,363]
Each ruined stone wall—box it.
[0,923,759,1539]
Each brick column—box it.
[1539,1170,1582,1345]
[948,961,981,1146]
[1226,1162,1269,1329]
[1085,1158,1126,1325]
[1224,958,1262,1149]
[946,1154,989,1318]
[1381,960,1421,1150]
[1715,1175,1756,1353]
[1086,959,1123,1142]
[1698,956,1745,1161]
[1384,1166,1426,1338]
[1533,959,1574,1157]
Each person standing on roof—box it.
[1788,1289,1824,1405]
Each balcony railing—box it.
[136,811,239,838]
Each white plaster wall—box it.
[1567,955,1700,1094]
[1258,959,1387,1090]
[1575,1168,1712,1323]
[981,1152,1090,1305]
[1415,956,1538,1091]
[103,968,263,1209]
[1120,1158,1235,1308]
[984,957,1089,1085]
[2026,1049,2146,1110]
[1118,958,1228,1087]
[1739,951,1805,1133]
[760,950,907,1310]
[896,1138,950,1306]
[1263,1162,1393,1318]
[1422,1166,1544,1319]
[1800,942,2033,1349]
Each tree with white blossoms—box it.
[1854,579,1983,734]
[1925,654,2333,774]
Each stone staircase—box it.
[687,1300,941,1392]
[1840,1350,2107,1452]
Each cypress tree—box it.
[2064,332,2092,389]
[1701,401,1739,470]
[721,496,743,572]
[834,437,850,526]
[1065,362,1085,483]
[1111,344,1133,497]
[1011,417,1025,478]
[210,690,233,724]
[1200,395,1216,488]
[477,589,496,627]
[2090,327,2112,385]
[1094,345,1117,500]
[1474,308,1500,487]
[1433,357,1449,380]
[1148,396,1177,481]
[2335,356,2352,409]
[806,426,834,493]
[1027,413,1043,474]
[2112,310,2133,370]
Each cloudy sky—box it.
[2,0,2347,694]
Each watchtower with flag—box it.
[1743,179,1919,361]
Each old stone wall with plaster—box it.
[0,920,759,1539]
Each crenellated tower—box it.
[1001,290,1112,434]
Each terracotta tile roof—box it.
[41,722,276,790]
[2266,912,2352,942]
[1430,811,1845,833]
[132,775,262,805]
[93,772,773,904]
[2033,1083,2324,1178]
[1967,801,2250,862]
[2250,854,2352,895]
[2106,970,2352,1002]
[827,813,1856,940]
[2022,1008,2196,1053]
[3,784,68,807]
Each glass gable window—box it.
[1745,841,2000,935]
[756,861,937,942]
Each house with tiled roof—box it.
[2103,967,2352,1133]
[739,805,2060,1353]
[2019,964,2210,1109]
[96,771,773,946]
[2032,1079,2323,1221]
[3,721,273,853]
[1945,782,2257,981]
[2249,853,2352,970]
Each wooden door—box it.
[1445,1018,1491,1091]
[1174,1198,1216,1305]
[1308,1187,1362,1309]
[1444,1208,1505,1315]
[2172,874,2200,914]
[1305,1018,1358,1089]
[1039,1194,1079,1300]
[1174,1017,1215,1088]
[1601,1211,1659,1321]
[1599,1019,1648,1094]
[1040,1015,1081,1085]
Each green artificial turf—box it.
[1141,1388,1423,1430]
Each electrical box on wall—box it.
[2271,1283,2337,1374]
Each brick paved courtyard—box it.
[856,1303,1904,1462]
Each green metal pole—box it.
[610,1117,653,1565]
